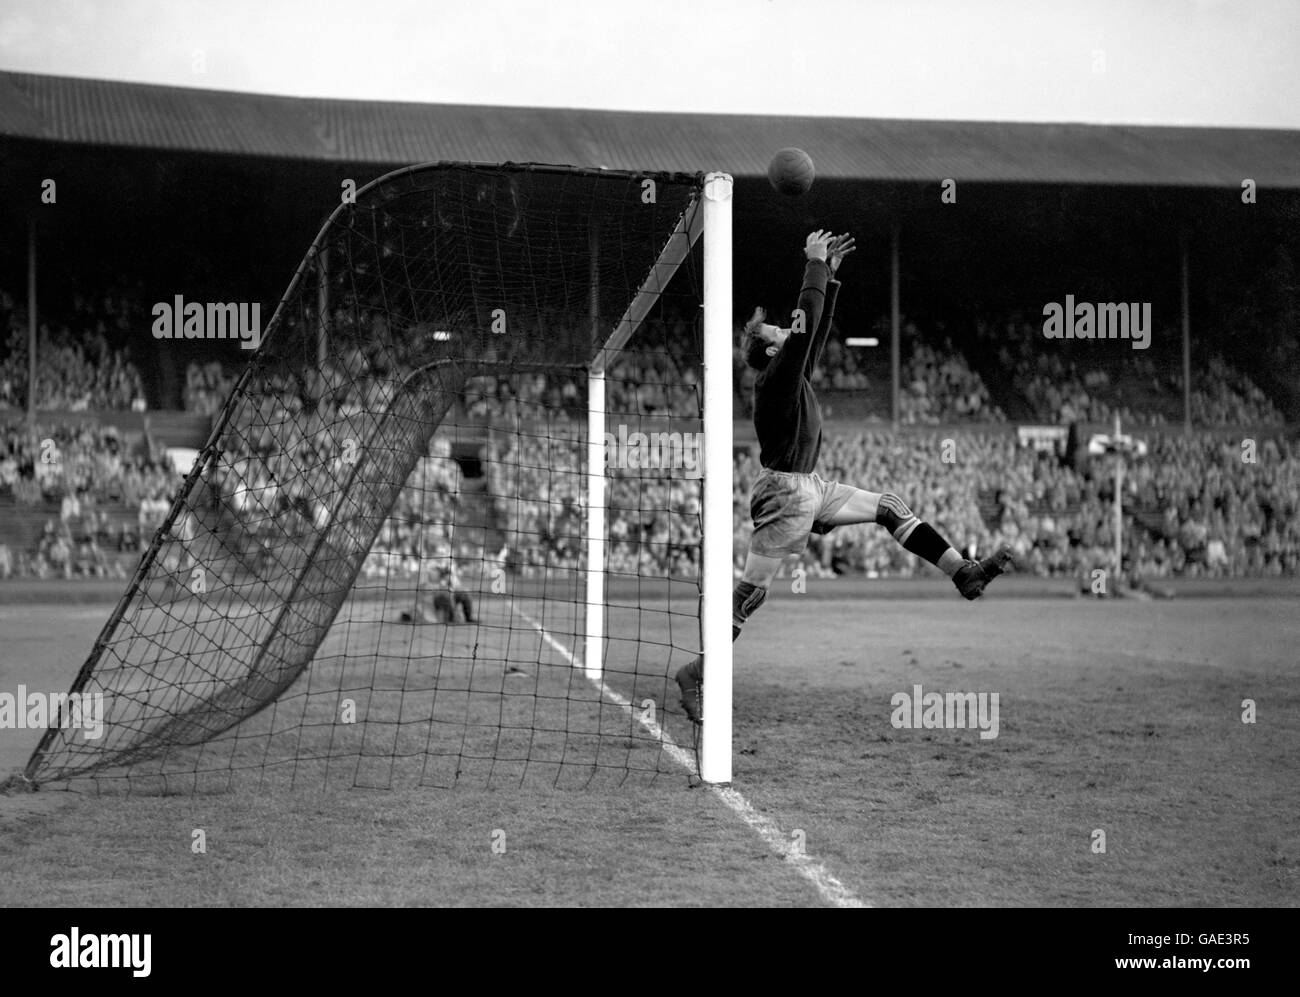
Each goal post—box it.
[700,173,734,785]
[14,162,735,793]
[584,172,733,782]
[584,364,607,684]
[581,174,734,784]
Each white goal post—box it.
[584,171,734,784]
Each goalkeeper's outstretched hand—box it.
[828,233,856,276]
[804,229,834,261]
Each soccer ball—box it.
[767,148,815,196]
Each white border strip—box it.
[515,608,866,909]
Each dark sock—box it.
[902,522,962,574]
[681,582,768,687]
[732,580,768,639]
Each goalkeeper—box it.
[675,229,1012,723]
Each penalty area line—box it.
[514,607,867,909]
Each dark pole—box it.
[589,220,600,353]
[27,218,37,427]
[890,223,900,428]
[1181,231,1191,433]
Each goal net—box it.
[18,163,734,792]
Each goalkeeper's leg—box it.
[818,486,1012,600]
[675,551,779,724]
[676,469,823,724]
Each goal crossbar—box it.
[589,193,705,375]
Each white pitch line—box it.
[0,608,108,621]
[515,607,866,909]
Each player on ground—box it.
[675,229,1013,723]
[404,535,476,625]
[430,544,475,624]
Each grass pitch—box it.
[1,587,1296,907]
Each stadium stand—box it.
[2,284,1296,581]
[184,360,237,416]
[0,286,148,412]
[0,417,173,578]
[975,311,1285,426]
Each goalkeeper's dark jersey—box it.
[753,258,841,473]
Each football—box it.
[767,147,815,195]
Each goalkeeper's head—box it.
[741,306,789,371]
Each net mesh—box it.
[26,163,709,791]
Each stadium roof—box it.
[4,71,1300,188]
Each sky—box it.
[0,0,1297,127]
